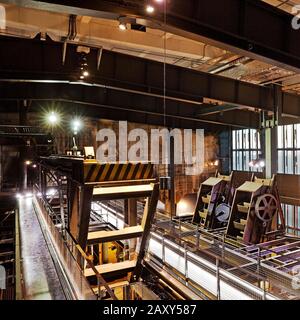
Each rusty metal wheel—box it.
[255,194,278,224]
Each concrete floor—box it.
[18,197,66,300]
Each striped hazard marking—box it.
[83,162,153,183]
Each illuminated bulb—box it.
[177,201,188,211]
[80,75,84,80]
[25,160,31,165]
[46,188,56,196]
[259,161,265,168]
[83,70,89,77]
[146,5,155,13]
[72,119,82,132]
[119,22,126,31]
[48,112,59,125]
[32,164,37,168]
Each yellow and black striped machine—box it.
[38,155,159,267]
[83,160,154,184]
[40,156,155,185]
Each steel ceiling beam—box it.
[0,35,277,112]
[0,82,260,129]
[1,35,300,118]
[197,104,239,116]
[2,0,300,73]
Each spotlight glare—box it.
[177,201,188,211]
[48,112,59,125]
[146,5,155,13]
[72,118,82,132]
[46,188,56,196]
[119,22,127,31]
[259,161,265,168]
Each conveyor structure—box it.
[226,175,285,245]
[192,172,234,229]
[28,157,300,300]
[35,155,159,299]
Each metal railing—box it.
[99,199,300,300]
[33,194,97,300]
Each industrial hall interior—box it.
[1,0,300,302]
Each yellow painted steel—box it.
[83,161,153,183]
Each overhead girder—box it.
[0,35,275,112]
[197,104,238,116]
[2,0,300,73]
[0,82,260,129]
[1,35,300,127]
[1,35,298,117]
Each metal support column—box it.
[130,183,159,282]
[19,100,28,191]
[125,198,138,255]
[265,127,278,179]
[58,176,65,231]
[168,136,176,218]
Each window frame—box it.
[231,129,262,172]
[277,124,300,175]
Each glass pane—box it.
[257,131,261,150]
[243,129,249,149]
[285,150,294,174]
[237,151,243,170]
[296,151,300,174]
[232,151,236,170]
[236,130,243,149]
[278,126,284,149]
[232,131,236,150]
[250,129,257,149]
[295,124,300,149]
[285,125,293,148]
[278,150,285,173]
[250,151,257,161]
[287,205,293,228]
[243,151,250,171]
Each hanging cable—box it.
[163,0,167,128]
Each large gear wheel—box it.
[255,194,278,224]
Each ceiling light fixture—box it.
[71,118,83,134]
[146,5,155,13]
[119,22,127,31]
[47,112,59,125]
